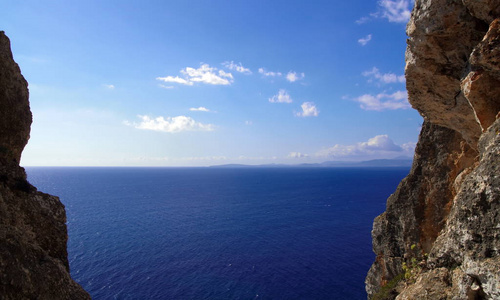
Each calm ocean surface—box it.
[25,167,408,300]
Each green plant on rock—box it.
[372,273,405,300]
[402,244,427,284]
[402,258,420,283]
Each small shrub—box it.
[372,273,404,300]
[402,244,427,284]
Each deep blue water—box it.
[25,167,408,300]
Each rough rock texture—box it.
[366,0,499,299]
[0,31,90,299]
[365,121,477,297]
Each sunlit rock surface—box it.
[366,0,499,298]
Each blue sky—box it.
[2,0,421,166]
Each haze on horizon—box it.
[0,0,422,167]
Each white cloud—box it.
[269,89,293,103]
[156,75,193,86]
[358,34,372,46]
[222,61,252,74]
[296,102,319,117]
[317,135,406,158]
[353,90,410,111]
[103,84,115,89]
[286,71,305,82]
[356,0,412,24]
[288,152,309,158]
[258,68,282,77]
[156,64,233,86]
[189,107,211,112]
[362,67,405,84]
[181,64,233,85]
[401,141,416,153]
[126,115,215,133]
[378,0,412,23]
[159,84,175,89]
[362,135,403,151]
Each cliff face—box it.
[366,1,499,299]
[0,32,90,299]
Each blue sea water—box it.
[25,167,408,300]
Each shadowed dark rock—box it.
[0,31,90,299]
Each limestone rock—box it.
[405,0,487,147]
[366,0,500,299]
[428,119,500,299]
[366,121,477,298]
[396,268,453,300]
[0,31,90,299]
[462,19,500,132]
[462,0,500,24]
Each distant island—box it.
[209,157,413,168]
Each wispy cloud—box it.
[358,34,372,46]
[269,89,293,103]
[245,120,253,126]
[378,0,412,23]
[356,0,412,24]
[356,16,371,25]
[402,141,416,153]
[102,84,115,90]
[286,71,305,83]
[352,90,410,111]
[362,67,405,84]
[156,75,193,86]
[126,115,215,133]
[159,84,175,89]
[189,107,212,112]
[288,152,309,158]
[317,135,408,158]
[181,64,233,85]
[258,68,282,77]
[296,102,319,117]
[156,64,233,86]
[222,61,252,74]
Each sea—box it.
[25,167,409,300]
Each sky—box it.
[1,0,422,167]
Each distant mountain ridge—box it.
[210,157,413,168]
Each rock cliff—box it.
[366,1,499,299]
[0,31,90,299]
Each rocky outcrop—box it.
[0,31,90,299]
[366,1,499,299]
